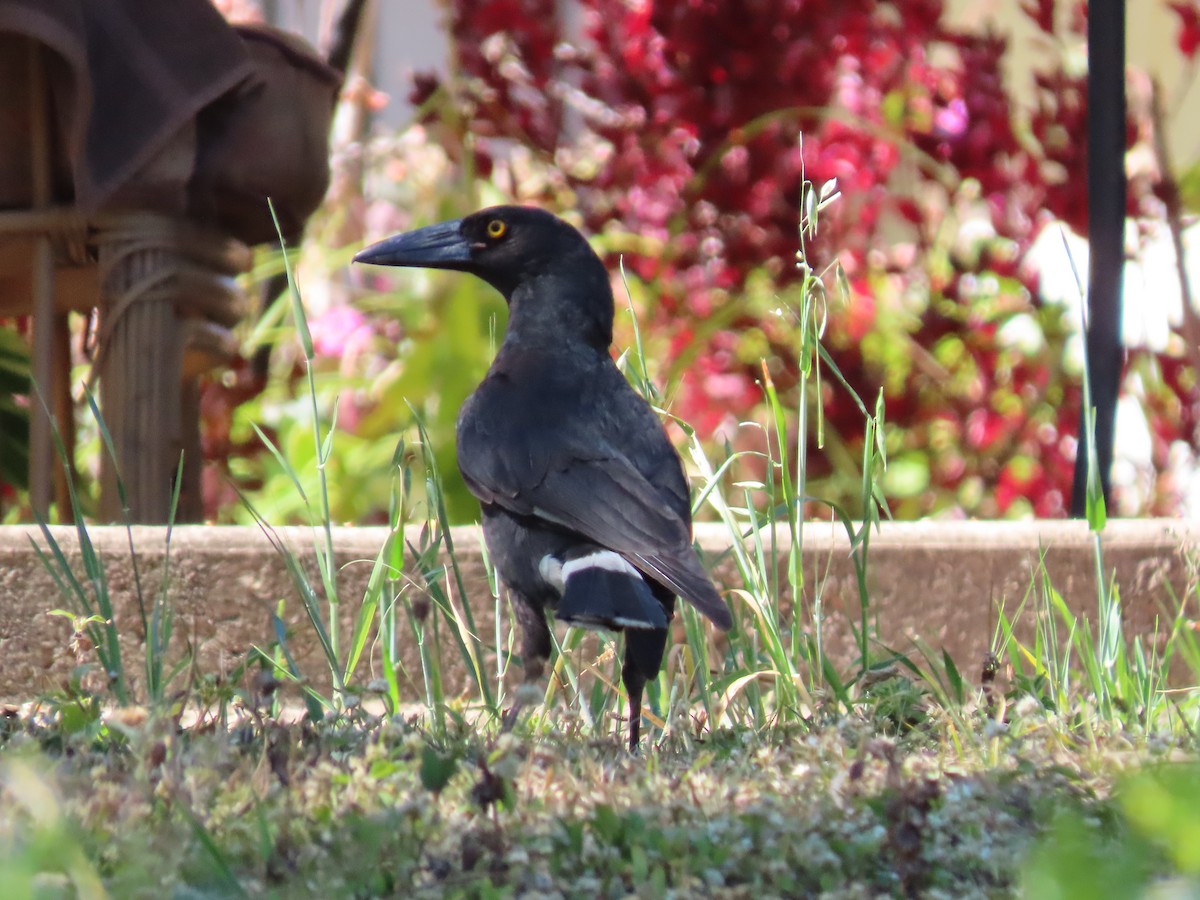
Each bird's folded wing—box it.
[462,445,731,629]
[534,455,688,549]
[632,550,732,631]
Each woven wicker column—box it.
[95,214,249,523]
[97,228,184,522]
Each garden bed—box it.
[1,518,1198,895]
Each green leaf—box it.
[591,804,622,843]
[419,745,459,794]
[269,199,313,361]
[1178,159,1200,214]
[1121,765,1200,874]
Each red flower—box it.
[1170,2,1200,59]
[1021,0,1056,34]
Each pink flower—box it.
[311,305,374,363]
[934,98,969,140]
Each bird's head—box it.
[355,205,614,348]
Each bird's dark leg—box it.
[507,587,551,678]
[622,624,668,752]
[501,588,552,732]
[622,652,647,753]
[624,619,672,753]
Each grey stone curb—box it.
[0,520,1194,704]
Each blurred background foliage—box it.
[2,0,1200,525]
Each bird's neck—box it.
[504,269,614,352]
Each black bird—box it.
[355,206,733,750]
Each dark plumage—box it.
[355,205,732,750]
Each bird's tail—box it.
[553,550,668,632]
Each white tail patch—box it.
[540,550,642,593]
[538,555,565,591]
[562,550,641,581]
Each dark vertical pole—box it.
[1071,0,1126,517]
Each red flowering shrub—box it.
[1170,1,1200,59]
[422,0,1196,518]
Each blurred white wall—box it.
[262,0,449,125]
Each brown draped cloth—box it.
[0,0,254,212]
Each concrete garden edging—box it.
[0,519,1194,705]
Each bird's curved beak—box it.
[353,219,471,269]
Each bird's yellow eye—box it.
[486,219,507,239]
